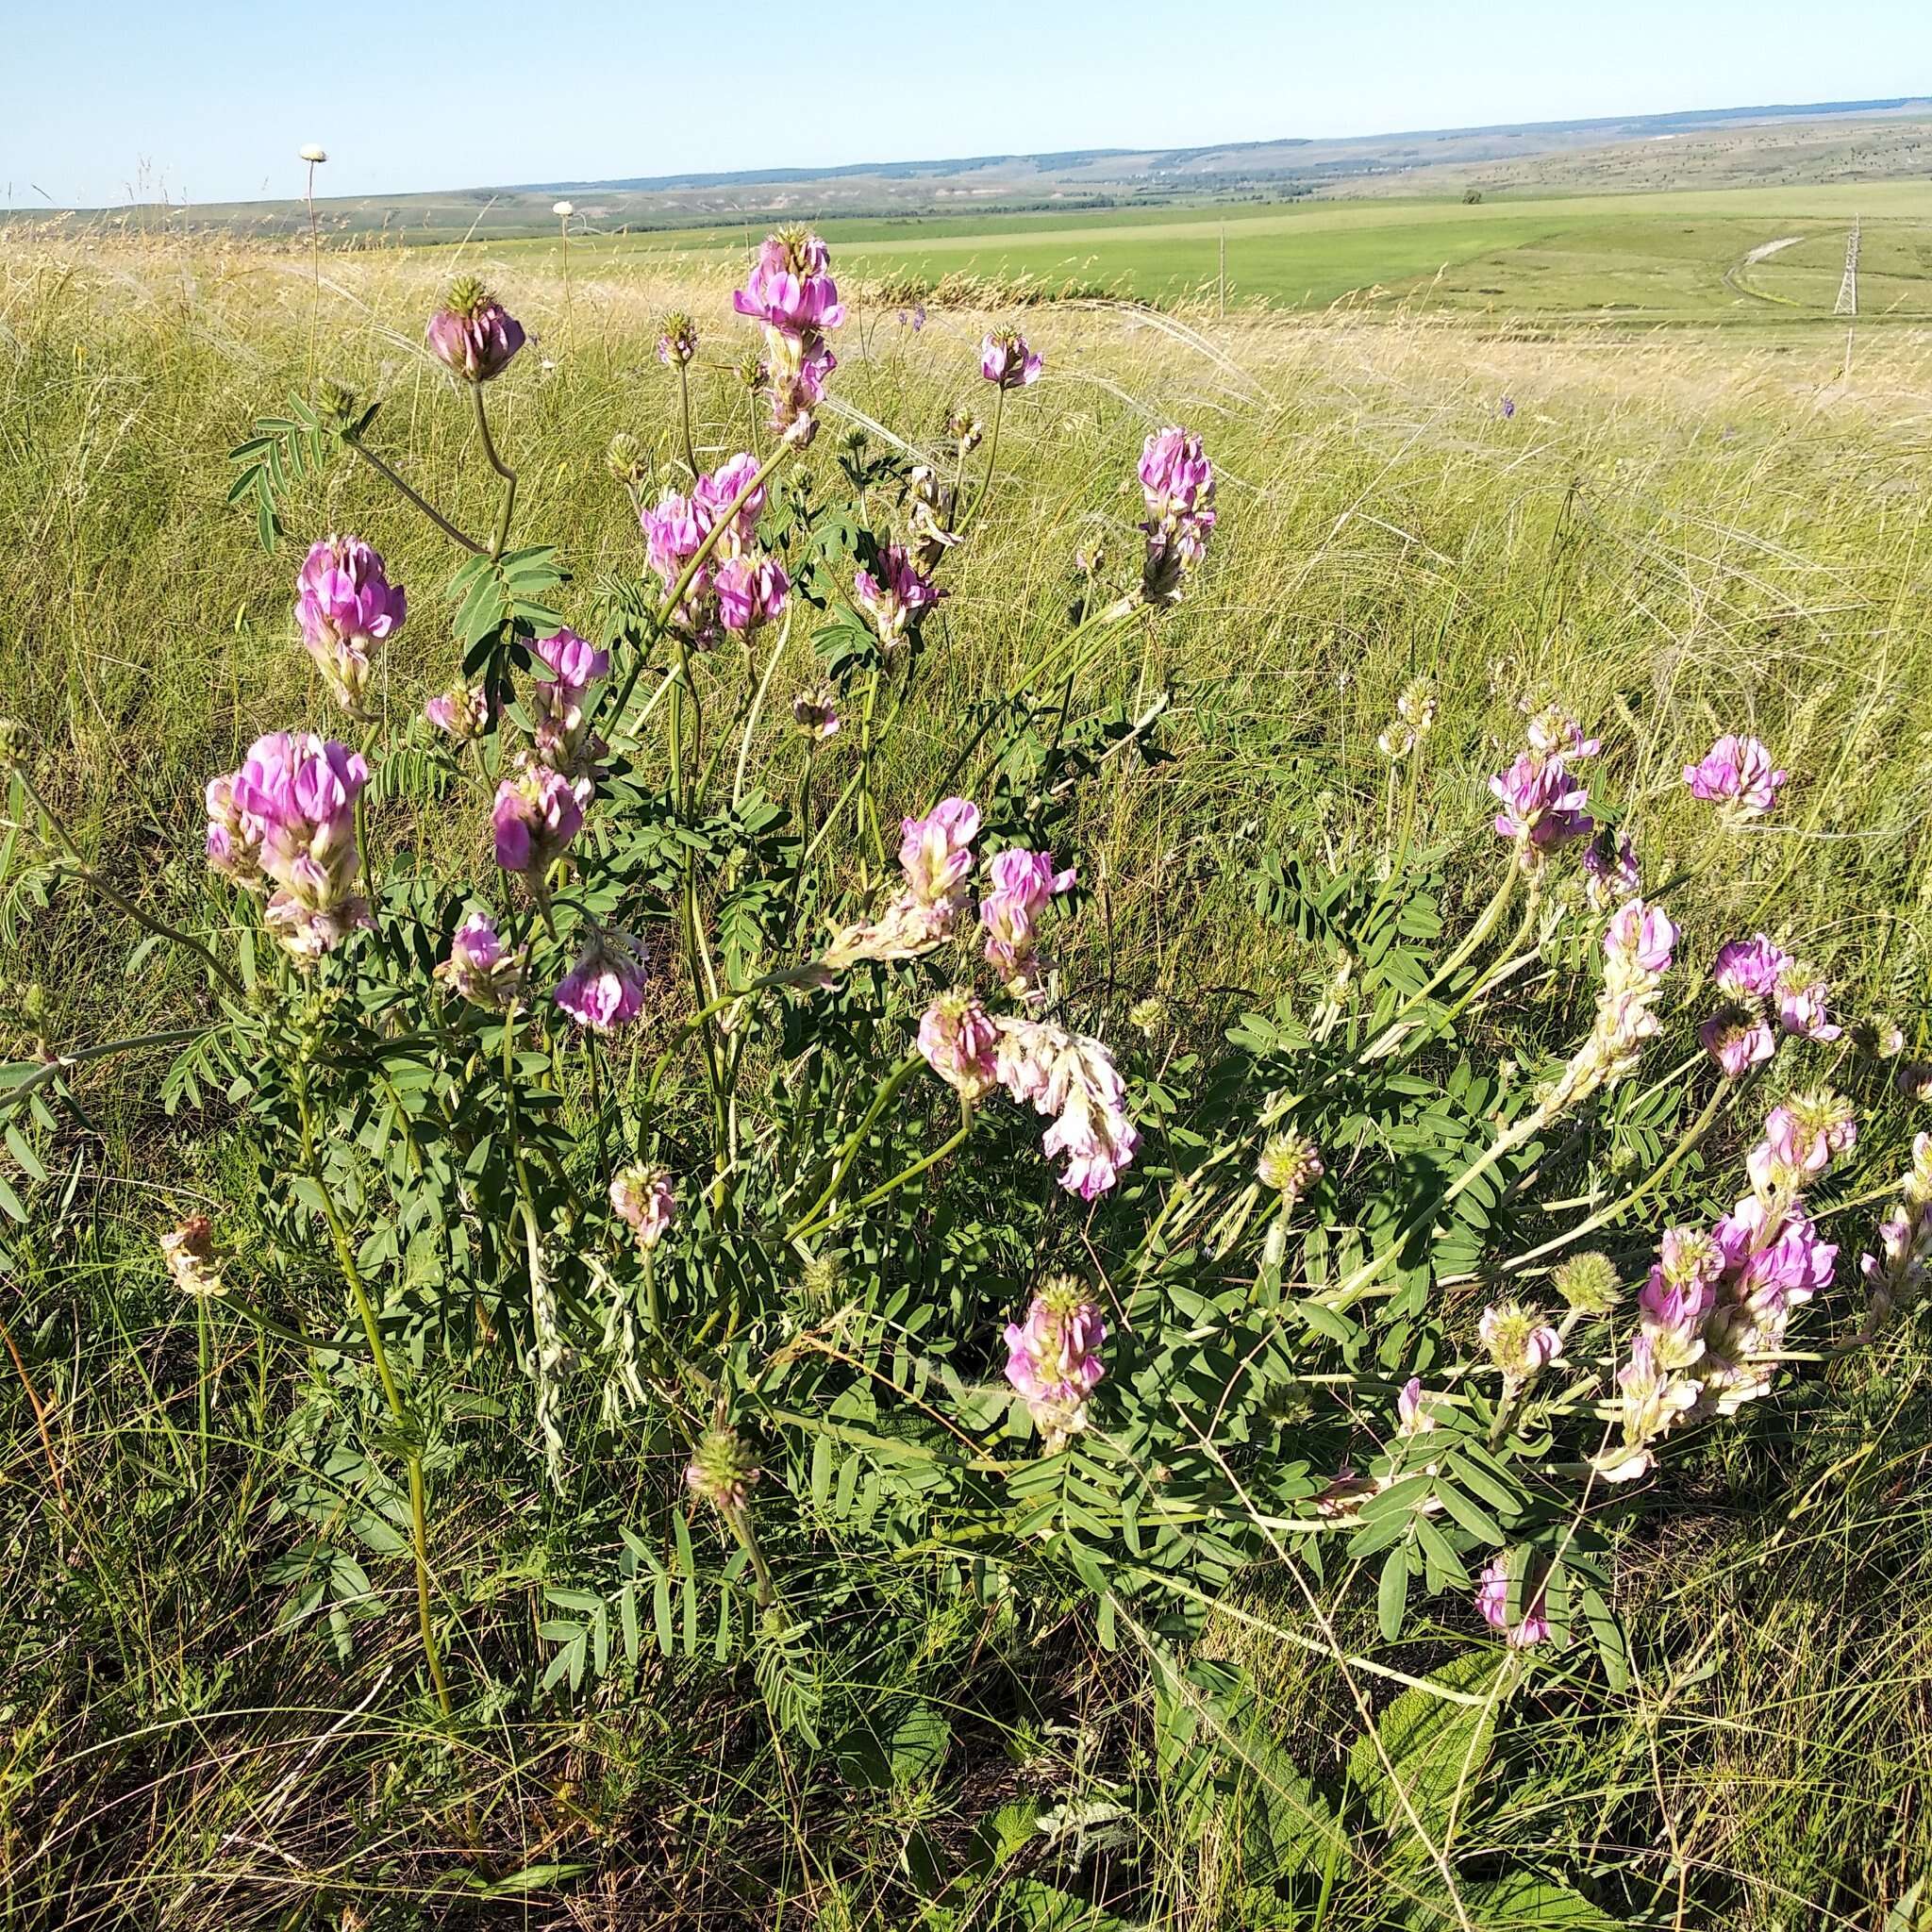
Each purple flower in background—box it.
[1138,425,1217,606]
[980,327,1042,390]
[1498,395,1517,420]
[657,311,698,367]
[425,683,491,742]
[554,928,649,1033]
[897,304,926,331]
[1684,734,1787,823]
[294,535,407,717]
[426,279,525,382]
[1774,961,1840,1041]
[435,910,520,1008]
[610,1162,677,1250]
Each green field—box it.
[476,182,1932,326]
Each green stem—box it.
[732,611,791,811]
[298,1074,453,1718]
[471,382,518,561]
[791,1108,977,1243]
[958,383,1006,536]
[785,1055,925,1241]
[1356,865,1519,1063]
[676,361,698,477]
[345,437,484,555]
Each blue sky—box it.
[3,0,1926,208]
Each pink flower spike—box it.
[1003,1274,1106,1445]
[980,327,1042,389]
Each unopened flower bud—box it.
[1554,1250,1620,1315]
[657,311,698,367]
[686,1424,760,1515]
[1257,1131,1324,1207]
[1477,1300,1562,1383]
[791,684,841,742]
[606,431,648,490]
[1128,994,1166,1036]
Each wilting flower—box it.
[1477,1301,1563,1385]
[917,989,1000,1101]
[1138,425,1217,607]
[1582,828,1641,909]
[1378,679,1439,759]
[948,409,984,453]
[657,311,698,366]
[1257,1131,1324,1208]
[853,544,944,647]
[1684,733,1787,824]
[492,758,588,876]
[994,1017,1139,1199]
[978,846,1075,991]
[980,326,1041,390]
[1476,1554,1549,1648]
[906,465,960,575]
[1701,1013,1777,1080]
[205,731,370,960]
[435,910,521,1008]
[686,1424,759,1515]
[425,683,491,742]
[1489,751,1593,860]
[1861,1132,1932,1335]
[426,277,525,383]
[293,535,407,717]
[791,684,841,741]
[821,796,983,970]
[160,1215,225,1297]
[1524,705,1600,761]
[610,1162,676,1252]
[1004,1274,1106,1445]
[554,927,649,1033]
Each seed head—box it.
[1554,1250,1621,1315]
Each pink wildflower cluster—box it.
[917,989,1001,1103]
[733,227,843,444]
[205,732,370,961]
[822,797,982,968]
[435,910,521,1009]
[1137,426,1217,607]
[1003,1274,1106,1445]
[293,535,407,718]
[1476,1554,1551,1648]
[641,452,790,647]
[853,543,945,649]
[1860,1132,1932,1335]
[1699,932,1840,1078]
[1541,897,1677,1116]
[554,927,650,1034]
[527,628,609,777]
[1600,1092,1850,1481]
[1489,708,1597,868]
[492,757,590,879]
[1684,733,1787,824]
[979,846,1076,994]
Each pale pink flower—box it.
[1003,1274,1106,1443]
[1489,752,1592,856]
[294,535,407,717]
[852,544,943,647]
[610,1162,676,1250]
[435,911,520,1008]
[425,683,491,742]
[994,1017,1140,1199]
[979,846,1076,990]
[1701,1012,1778,1080]
[917,989,1000,1102]
[980,327,1041,389]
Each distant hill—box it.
[13,95,1931,243]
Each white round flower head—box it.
[300,145,328,163]
[553,200,575,218]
